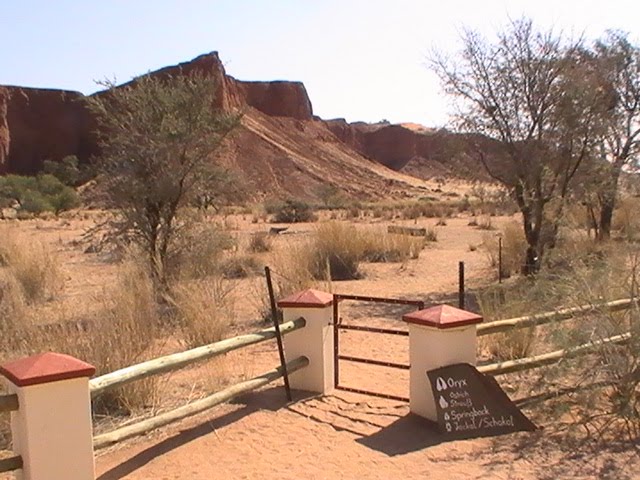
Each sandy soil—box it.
[2,212,639,479]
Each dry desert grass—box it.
[1,205,639,479]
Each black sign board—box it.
[427,363,537,440]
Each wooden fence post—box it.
[278,289,334,394]
[403,306,483,421]
[0,352,96,480]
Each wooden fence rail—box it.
[0,455,22,474]
[93,356,308,450]
[0,393,18,413]
[90,317,305,397]
[477,298,636,337]
[479,332,631,376]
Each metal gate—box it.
[333,294,424,402]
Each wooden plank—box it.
[387,225,427,236]
[0,394,18,413]
[0,455,22,473]
[478,332,631,376]
[93,356,309,450]
[90,317,306,397]
[477,298,635,336]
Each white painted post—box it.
[0,352,96,480]
[277,288,334,394]
[402,305,483,421]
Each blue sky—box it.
[1,0,639,127]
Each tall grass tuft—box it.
[302,222,425,280]
[76,258,160,414]
[172,278,234,348]
[168,223,236,280]
[0,270,29,352]
[0,227,62,304]
[482,221,526,279]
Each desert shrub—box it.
[0,270,29,352]
[345,205,362,219]
[316,184,350,210]
[0,256,160,422]
[172,278,234,348]
[6,259,162,415]
[271,199,317,223]
[612,196,640,241]
[263,198,284,215]
[218,254,261,279]
[303,223,424,280]
[0,228,62,304]
[42,156,83,186]
[361,233,424,262]
[253,246,318,323]
[482,221,527,278]
[425,227,438,242]
[483,326,537,361]
[251,205,268,223]
[168,223,236,280]
[84,260,159,413]
[476,215,495,230]
[400,201,458,219]
[401,202,425,220]
[248,232,271,253]
[86,73,241,287]
[307,222,363,280]
[476,243,640,439]
[0,174,80,215]
[371,207,384,218]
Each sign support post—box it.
[402,305,483,421]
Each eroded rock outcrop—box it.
[325,119,500,181]
[3,87,96,175]
[238,81,313,120]
[109,52,244,111]
[0,87,9,173]
[2,51,317,176]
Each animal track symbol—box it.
[444,412,450,421]
[436,377,448,392]
[445,422,452,432]
[439,396,449,409]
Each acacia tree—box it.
[87,72,241,287]
[430,19,604,273]
[592,32,640,240]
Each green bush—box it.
[271,199,317,223]
[0,174,80,215]
[43,156,82,186]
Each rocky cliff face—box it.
[0,87,9,173]
[1,50,499,200]
[3,87,96,175]
[237,81,312,120]
[1,52,319,176]
[324,120,498,181]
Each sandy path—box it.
[95,375,639,480]
[95,304,639,480]
[4,214,638,479]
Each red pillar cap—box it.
[403,305,483,330]
[0,352,96,387]
[277,288,333,308]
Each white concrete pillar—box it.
[277,288,334,394]
[402,305,483,421]
[0,352,96,480]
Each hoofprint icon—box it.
[439,396,449,409]
[436,377,447,392]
